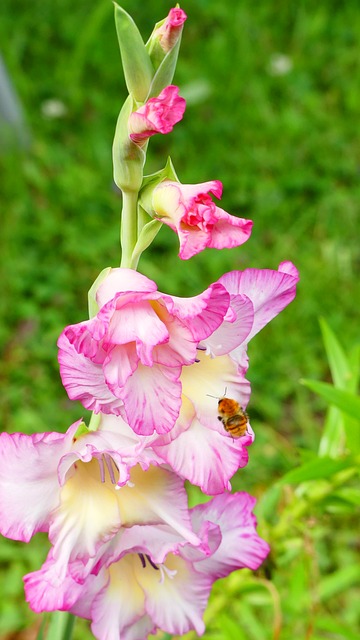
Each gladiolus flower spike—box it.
[0,4,299,640]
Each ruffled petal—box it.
[91,523,196,575]
[117,361,182,435]
[88,558,146,640]
[103,343,139,390]
[135,553,210,636]
[219,262,299,344]
[121,616,156,640]
[48,457,122,568]
[154,418,251,495]
[191,493,270,577]
[58,334,124,415]
[113,465,200,547]
[96,268,158,308]
[24,551,84,613]
[166,282,230,343]
[105,302,169,366]
[202,294,254,357]
[0,424,78,542]
[207,208,253,249]
[177,227,210,260]
[151,303,198,366]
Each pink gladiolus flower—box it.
[129,85,186,145]
[0,420,201,610]
[94,263,298,495]
[152,179,253,259]
[152,7,187,53]
[24,493,269,640]
[57,268,230,436]
[150,262,299,493]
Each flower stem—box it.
[37,612,76,640]
[120,190,139,268]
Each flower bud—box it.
[150,7,187,55]
[129,85,186,145]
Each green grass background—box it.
[1,0,359,638]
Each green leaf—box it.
[217,613,248,640]
[114,4,153,102]
[318,564,360,602]
[235,601,269,640]
[88,267,111,318]
[315,616,360,640]
[278,456,351,485]
[256,483,282,522]
[333,486,360,506]
[318,319,360,456]
[349,343,360,388]
[301,379,360,421]
[319,317,350,387]
[318,405,344,458]
[148,36,183,98]
[130,216,162,269]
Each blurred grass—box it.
[1,0,359,638]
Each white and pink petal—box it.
[154,418,251,495]
[192,493,270,578]
[135,554,210,636]
[219,263,299,344]
[58,335,124,415]
[0,424,78,542]
[24,551,84,613]
[117,361,182,435]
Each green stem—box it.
[61,613,76,640]
[37,612,76,640]
[120,190,139,268]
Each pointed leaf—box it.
[114,4,153,102]
[318,564,360,602]
[316,616,360,640]
[302,379,360,421]
[319,318,350,388]
[148,37,183,98]
[88,267,111,318]
[130,216,162,268]
[278,456,352,485]
[318,405,344,458]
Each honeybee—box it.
[217,397,249,438]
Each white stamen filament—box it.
[137,554,178,584]
[158,564,177,584]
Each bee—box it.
[217,397,249,438]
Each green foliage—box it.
[1,0,359,639]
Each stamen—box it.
[196,345,206,351]
[195,358,200,363]
[98,457,105,483]
[104,454,117,484]
[138,553,146,568]
[137,554,177,583]
[145,554,159,571]
[158,564,177,584]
